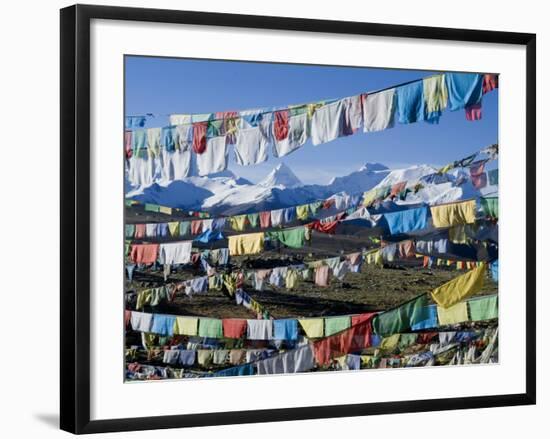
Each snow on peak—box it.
[357,162,389,172]
[374,164,438,188]
[259,163,303,188]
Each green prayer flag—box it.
[247,212,260,228]
[324,316,351,336]
[198,318,223,338]
[179,221,190,237]
[125,224,135,238]
[468,295,498,321]
[398,333,418,349]
[480,197,498,218]
[267,227,305,248]
[207,119,224,137]
[145,203,160,213]
[372,294,430,336]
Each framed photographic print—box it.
[60,4,536,434]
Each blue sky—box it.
[125,56,498,184]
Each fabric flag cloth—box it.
[167,222,179,237]
[445,73,483,111]
[267,227,306,248]
[383,206,429,235]
[197,350,213,366]
[483,74,499,94]
[270,209,284,227]
[173,316,198,336]
[259,211,271,228]
[283,207,297,224]
[311,100,344,145]
[273,109,290,141]
[234,127,270,166]
[273,113,310,157]
[229,214,248,232]
[134,224,146,239]
[423,74,448,121]
[296,204,310,220]
[431,264,486,308]
[247,319,273,340]
[130,243,159,264]
[362,89,396,132]
[125,224,135,239]
[314,265,330,287]
[437,301,469,325]
[465,103,482,121]
[372,294,431,336]
[191,220,203,235]
[470,160,487,189]
[130,311,153,332]
[430,199,477,228]
[126,115,147,128]
[285,269,299,289]
[247,213,260,228]
[390,181,407,199]
[150,314,176,336]
[228,232,264,256]
[396,80,429,124]
[351,312,377,326]
[313,314,376,365]
[298,318,324,338]
[229,349,246,365]
[198,318,224,338]
[480,197,498,218]
[469,295,498,321]
[193,229,224,244]
[192,121,208,154]
[307,220,339,235]
[196,136,228,176]
[380,334,401,351]
[159,241,192,265]
[256,345,315,375]
[324,316,351,336]
[179,221,191,236]
[222,319,247,338]
[273,319,299,341]
[212,363,255,377]
[341,95,363,135]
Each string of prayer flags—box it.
[126,73,496,186]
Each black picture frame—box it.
[60,4,536,434]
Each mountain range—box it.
[125,161,484,215]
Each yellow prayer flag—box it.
[228,232,265,256]
[168,221,180,237]
[296,204,310,220]
[380,334,401,351]
[430,199,477,228]
[437,302,469,325]
[298,318,324,338]
[173,316,198,336]
[229,214,248,232]
[431,264,486,308]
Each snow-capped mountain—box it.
[126,160,486,215]
[258,163,303,188]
